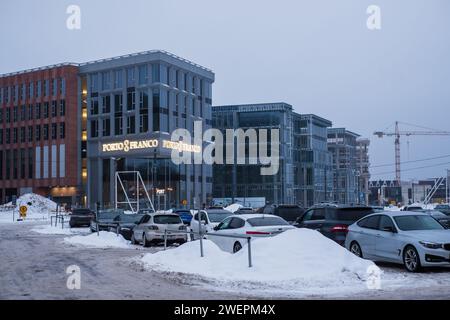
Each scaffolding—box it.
[114,171,155,213]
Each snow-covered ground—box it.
[64,231,134,249]
[140,228,379,297]
[31,225,90,235]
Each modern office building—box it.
[327,128,360,204]
[0,64,82,204]
[79,51,214,210]
[212,103,333,206]
[356,138,371,204]
[294,114,333,207]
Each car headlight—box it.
[419,241,442,249]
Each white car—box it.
[209,214,294,253]
[190,209,234,240]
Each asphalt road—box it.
[1,222,450,300]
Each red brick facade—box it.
[0,65,80,204]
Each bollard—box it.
[164,229,168,250]
[247,237,252,268]
[199,228,204,258]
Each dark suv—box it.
[273,205,305,224]
[69,208,94,228]
[294,205,375,245]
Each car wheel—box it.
[142,233,151,248]
[350,241,363,258]
[233,242,242,253]
[403,245,422,272]
[131,233,137,245]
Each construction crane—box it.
[374,121,450,183]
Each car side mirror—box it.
[383,226,396,233]
[213,225,219,231]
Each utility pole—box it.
[394,121,401,183]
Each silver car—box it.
[345,211,450,272]
[131,213,188,247]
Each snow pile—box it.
[224,203,243,213]
[141,229,378,296]
[0,193,58,223]
[31,225,90,235]
[64,231,132,249]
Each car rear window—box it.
[247,216,289,227]
[154,215,182,224]
[72,209,92,215]
[98,212,119,220]
[119,214,144,223]
[333,208,374,221]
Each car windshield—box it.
[247,216,290,226]
[207,212,233,222]
[119,214,144,223]
[435,205,450,210]
[394,215,445,231]
[333,208,374,221]
[153,215,182,224]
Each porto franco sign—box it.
[101,139,201,153]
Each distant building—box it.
[327,128,360,204]
[356,138,371,205]
[369,180,402,206]
[212,103,333,206]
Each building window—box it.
[102,95,111,114]
[21,105,26,121]
[5,128,10,144]
[60,78,66,95]
[139,91,148,110]
[127,116,135,134]
[52,79,57,96]
[114,117,122,135]
[35,126,41,141]
[90,98,99,115]
[175,70,180,89]
[138,65,148,85]
[13,106,18,122]
[43,124,49,140]
[36,81,41,98]
[114,69,123,89]
[5,108,10,123]
[0,129,3,144]
[127,67,135,87]
[127,88,135,110]
[43,102,49,118]
[90,74,99,93]
[152,64,160,83]
[35,103,41,119]
[60,122,65,139]
[114,94,123,113]
[152,89,160,131]
[90,120,98,138]
[59,100,66,116]
[13,128,18,143]
[28,105,33,120]
[44,80,49,97]
[51,101,57,117]
[102,118,110,137]
[20,127,26,143]
[20,149,26,179]
[29,83,34,99]
[28,148,33,179]
[51,123,57,139]
[28,126,33,142]
[101,72,111,91]
[139,114,148,133]
[13,150,18,179]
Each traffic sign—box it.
[182,199,187,206]
[19,205,28,217]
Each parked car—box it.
[294,205,375,245]
[434,204,450,216]
[210,214,294,253]
[402,205,424,212]
[69,208,94,228]
[190,209,234,239]
[234,207,255,215]
[371,206,385,212]
[173,209,193,225]
[108,213,146,240]
[90,209,123,232]
[131,213,187,247]
[273,205,305,224]
[346,211,450,272]
[417,209,450,229]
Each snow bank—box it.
[64,231,132,249]
[31,225,90,235]
[224,203,243,213]
[141,229,378,295]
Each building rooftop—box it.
[213,102,293,112]
[328,127,360,138]
[0,63,78,78]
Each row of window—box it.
[90,65,210,98]
[0,149,33,180]
[0,123,65,144]
[0,78,66,104]
[0,100,66,123]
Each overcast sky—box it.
[1,0,450,181]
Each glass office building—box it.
[212,103,333,206]
[79,51,214,210]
